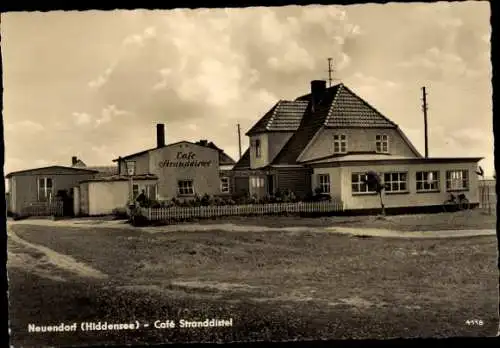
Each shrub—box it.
[129,208,149,227]
[200,193,213,206]
[112,207,129,220]
[231,189,249,205]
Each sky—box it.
[1,2,493,178]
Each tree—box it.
[363,171,386,216]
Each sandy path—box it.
[8,218,495,238]
[7,226,108,280]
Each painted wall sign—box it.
[158,151,212,168]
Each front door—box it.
[266,175,275,196]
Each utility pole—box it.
[421,86,429,158]
[237,123,242,159]
[327,58,334,87]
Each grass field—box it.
[165,208,497,231]
[7,213,499,346]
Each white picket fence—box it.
[141,200,344,221]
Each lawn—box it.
[7,221,499,347]
[193,208,497,231]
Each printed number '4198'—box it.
[465,319,484,326]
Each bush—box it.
[200,193,213,206]
[129,208,149,227]
[112,207,129,220]
[231,189,250,205]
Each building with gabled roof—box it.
[232,80,482,212]
[5,165,100,216]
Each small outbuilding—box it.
[6,165,99,216]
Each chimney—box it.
[156,123,165,148]
[199,139,208,147]
[310,80,327,112]
[71,156,78,166]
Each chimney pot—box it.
[156,123,165,148]
[72,156,78,166]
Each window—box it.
[132,184,139,199]
[178,180,194,195]
[250,176,265,188]
[376,135,389,153]
[351,173,376,194]
[146,184,157,200]
[254,139,262,158]
[416,171,440,192]
[317,174,331,194]
[384,172,408,193]
[333,134,347,153]
[446,170,469,191]
[220,177,230,193]
[125,161,136,176]
[37,177,53,202]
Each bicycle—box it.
[442,193,470,212]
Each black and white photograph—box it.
[2,1,498,347]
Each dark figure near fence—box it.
[135,189,148,207]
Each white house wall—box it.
[301,128,419,162]
[312,167,343,201]
[148,142,221,200]
[249,134,269,169]
[335,162,479,210]
[86,180,154,215]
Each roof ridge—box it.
[323,83,344,126]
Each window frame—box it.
[145,184,158,200]
[125,160,136,176]
[250,176,265,189]
[446,170,469,192]
[254,139,262,158]
[220,177,230,193]
[383,172,409,194]
[317,174,331,194]
[351,172,377,195]
[416,171,440,193]
[376,134,389,154]
[37,177,54,202]
[333,134,347,154]
[177,179,195,196]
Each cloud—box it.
[88,65,114,89]
[5,120,44,133]
[122,26,157,46]
[72,112,93,125]
[95,105,131,127]
[152,68,172,90]
[3,5,491,176]
[397,47,469,79]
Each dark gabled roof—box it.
[113,140,236,165]
[232,148,251,170]
[272,84,343,165]
[113,147,156,161]
[324,85,398,128]
[246,100,309,135]
[73,159,87,167]
[194,140,236,165]
[271,83,417,165]
[5,165,98,178]
[87,165,119,178]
